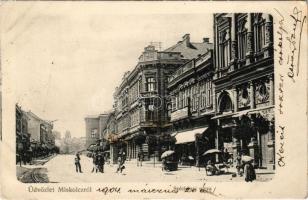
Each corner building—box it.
[114,34,212,160]
[212,13,274,169]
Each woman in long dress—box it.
[244,162,256,182]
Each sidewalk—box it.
[121,159,274,182]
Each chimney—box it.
[182,34,190,47]
[203,37,209,43]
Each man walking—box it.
[137,151,143,167]
[99,153,105,173]
[74,152,82,173]
[91,152,99,173]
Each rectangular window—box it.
[179,91,184,109]
[91,129,97,138]
[238,31,247,60]
[171,96,176,112]
[146,77,156,92]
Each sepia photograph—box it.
[13,11,275,183]
[0,1,307,199]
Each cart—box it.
[161,150,178,171]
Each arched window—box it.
[219,93,232,113]
[219,29,231,69]
[238,19,248,60]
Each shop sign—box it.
[142,144,149,153]
[171,107,189,121]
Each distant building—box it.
[25,111,55,151]
[102,111,117,163]
[64,130,71,139]
[26,111,43,143]
[53,131,61,140]
[84,113,109,148]
[16,104,30,154]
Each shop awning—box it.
[211,112,234,119]
[232,110,248,118]
[174,127,208,144]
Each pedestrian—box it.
[137,151,143,167]
[161,157,166,171]
[116,153,126,173]
[116,156,122,173]
[97,153,105,173]
[91,152,99,173]
[74,153,82,173]
[235,152,242,176]
[101,153,105,173]
[223,148,230,163]
[243,162,256,182]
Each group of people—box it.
[74,151,106,173]
[91,152,105,173]
[205,150,256,182]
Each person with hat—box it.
[74,152,82,173]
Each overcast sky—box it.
[3,3,213,138]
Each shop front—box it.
[172,127,212,166]
[214,106,274,169]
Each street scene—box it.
[17,154,273,183]
[15,12,275,183]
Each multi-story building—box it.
[16,107,56,159]
[84,113,109,148]
[16,105,30,155]
[85,115,100,148]
[26,111,54,146]
[101,111,118,163]
[113,34,212,160]
[26,111,43,143]
[167,48,214,166]
[212,13,274,169]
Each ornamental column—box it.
[269,74,274,106]
[246,13,254,65]
[230,14,237,71]
[267,119,275,170]
[249,81,255,109]
[213,85,217,112]
[233,86,238,112]
[264,14,273,58]
[231,127,241,166]
[248,120,259,167]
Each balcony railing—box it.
[139,51,182,63]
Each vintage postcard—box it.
[0,1,307,199]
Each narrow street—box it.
[17,154,274,183]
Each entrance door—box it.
[260,132,269,168]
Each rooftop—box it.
[163,34,213,60]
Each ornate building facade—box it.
[113,45,185,160]
[112,34,212,161]
[167,48,215,166]
[212,13,274,169]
